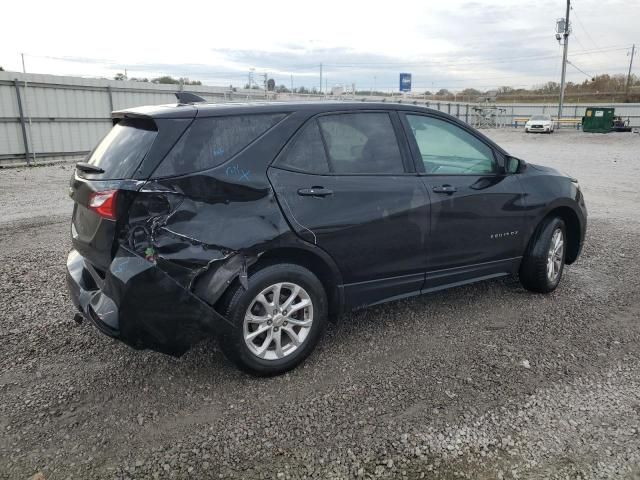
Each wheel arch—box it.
[250,247,344,322]
[529,205,583,265]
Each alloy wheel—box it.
[243,282,313,360]
[547,228,564,282]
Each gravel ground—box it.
[1,129,639,479]
[0,164,73,227]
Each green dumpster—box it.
[582,107,615,133]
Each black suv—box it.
[67,100,587,375]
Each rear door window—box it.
[275,120,330,174]
[154,113,286,177]
[82,118,157,179]
[316,113,404,174]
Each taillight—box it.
[88,190,118,220]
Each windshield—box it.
[83,118,157,179]
[530,115,550,121]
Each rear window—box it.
[154,113,286,177]
[83,118,157,179]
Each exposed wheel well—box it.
[540,207,582,264]
[247,248,343,322]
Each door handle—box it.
[433,185,457,194]
[297,187,333,197]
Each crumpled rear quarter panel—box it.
[120,113,306,313]
[107,246,230,355]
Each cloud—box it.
[1,0,636,91]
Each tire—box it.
[217,263,328,376]
[519,217,567,293]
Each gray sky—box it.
[1,0,638,92]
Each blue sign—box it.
[399,73,412,92]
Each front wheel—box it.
[519,217,566,293]
[217,263,328,376]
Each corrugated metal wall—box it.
[1,71,639,165]
[0,72,248,164]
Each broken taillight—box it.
[88,190,118,220]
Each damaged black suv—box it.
[67,98,587,375]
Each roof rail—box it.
[175,92,206,104]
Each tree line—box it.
[113,73,202,85]
[413,74,640,103]
[111,72,639,102]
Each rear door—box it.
[268,111,430,307]
[400,113,525,288]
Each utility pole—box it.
[262,72,268,99]
[319,63,323,94]
[625,44,636,101]
[290,74,293,93]
[557,0,571,125]
[20,52,36,164]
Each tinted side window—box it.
[406,115,496,175]
[84,118,157,179]
[155,113,285,177]
[275,120,329,173]
[317,113,404,174]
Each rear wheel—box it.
[519,217,566,293]
[217,263,327,376]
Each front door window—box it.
[406,115,497,175]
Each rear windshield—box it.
[83,118,157,179]
[153,113,286,177]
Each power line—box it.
[571,33,590,56]
[21,45,631,75]
[16,44,636,92]
[571,4,601,51]
[326,68,604,88]
[21,53,254,77]
[320,45,630,68]
[566,60,593,78]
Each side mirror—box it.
[506,156,526,174]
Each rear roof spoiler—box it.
[175,92,206,104]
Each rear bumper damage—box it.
[66,247,233,356]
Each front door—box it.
[401,113,526,289]
[268,111,430,307]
